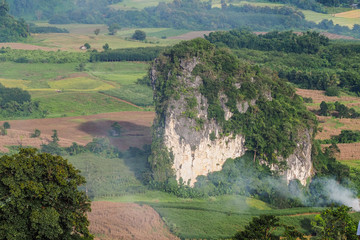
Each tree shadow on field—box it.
[78,120,152,151]
[78,120,153,187]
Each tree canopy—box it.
[0,148,93,240]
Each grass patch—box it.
[88,61,148,85]
[67,152,148,198]
[0,62,78,84]
[342,159,360,170]
[302,10,360,27]
[326,117,346,129]
[101,85,153,106]
[49,77,114,91]
[110,0,173,10]
[0,78,30,88]
[34,92,139,118]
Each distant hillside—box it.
[0,1,29,42]
[6,0,123,20]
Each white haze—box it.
[324,178,360,211]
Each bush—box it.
[3,122,10,129]
[325,86,340,96]
[132,30,146,41]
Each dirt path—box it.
[89,202,179,240]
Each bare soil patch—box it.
[88,202,179,240]
[0,112,155,151]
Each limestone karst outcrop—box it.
[148,39,316,186]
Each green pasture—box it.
[33,92,139,118]
[88,61,148,85]
[48,77,114,91]
[0,61,151,117]
[342,160,360,170]
[302,10,360,27]
[109,0,173,10]
[0,62,78,83]
[68,152,148,198]
[101,85,153,106]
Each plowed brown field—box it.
[88,202,179,240]
[0,111,155,151]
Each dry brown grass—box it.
[335,9,360,19]
[0,111,155,151]
[0,43,62,51]
[296,88,360,104]
[88,202,179,240]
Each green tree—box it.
[0,148,93,240]
[94,28,100,35]
[103,43,109,51]
[108,23,120,35]
[84,43,91,49]
[311,205,357,240]
[31,129,41,138]
[0,0,9,16]
[3,122,10,129]
[234,215,305,240]
[51,129,59,143]
[320,101,329,116]
[234,215,281,240]
[132,30,146,40]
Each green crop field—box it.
[110,0,173,10]
[34,92,139,117]
[0,61,151,117]
[68,152,148,198]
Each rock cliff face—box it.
[149,39,315,186]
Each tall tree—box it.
[0,148,93,240]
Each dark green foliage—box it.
[321,130,360,144]
[234,214,306,240]
[31,129,41,138]
[318,101,360,118]
[28,23,68,33]
[2,122,10,129]
[234,215,281,240]
[0,83,46,119]
[0,148,93,240]
[268,0,325,12]
[0,48,89,63]
[94,28,100,35]
[206,29,329,54]
[0,1,29,42]
[84,43,91,49]
[132,30,146,41]
[102,43,109,51]
[316,0,356,7]
[311,141,349,182]
[311,205,357,240]
[324,86,340,96]
[108,23,120,35]
[90,46,165,62]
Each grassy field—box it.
[24,24,181,51]
[0,61,151,118]
[109,0,173,10]
[302,10,360,28]
[68,152,148,198]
